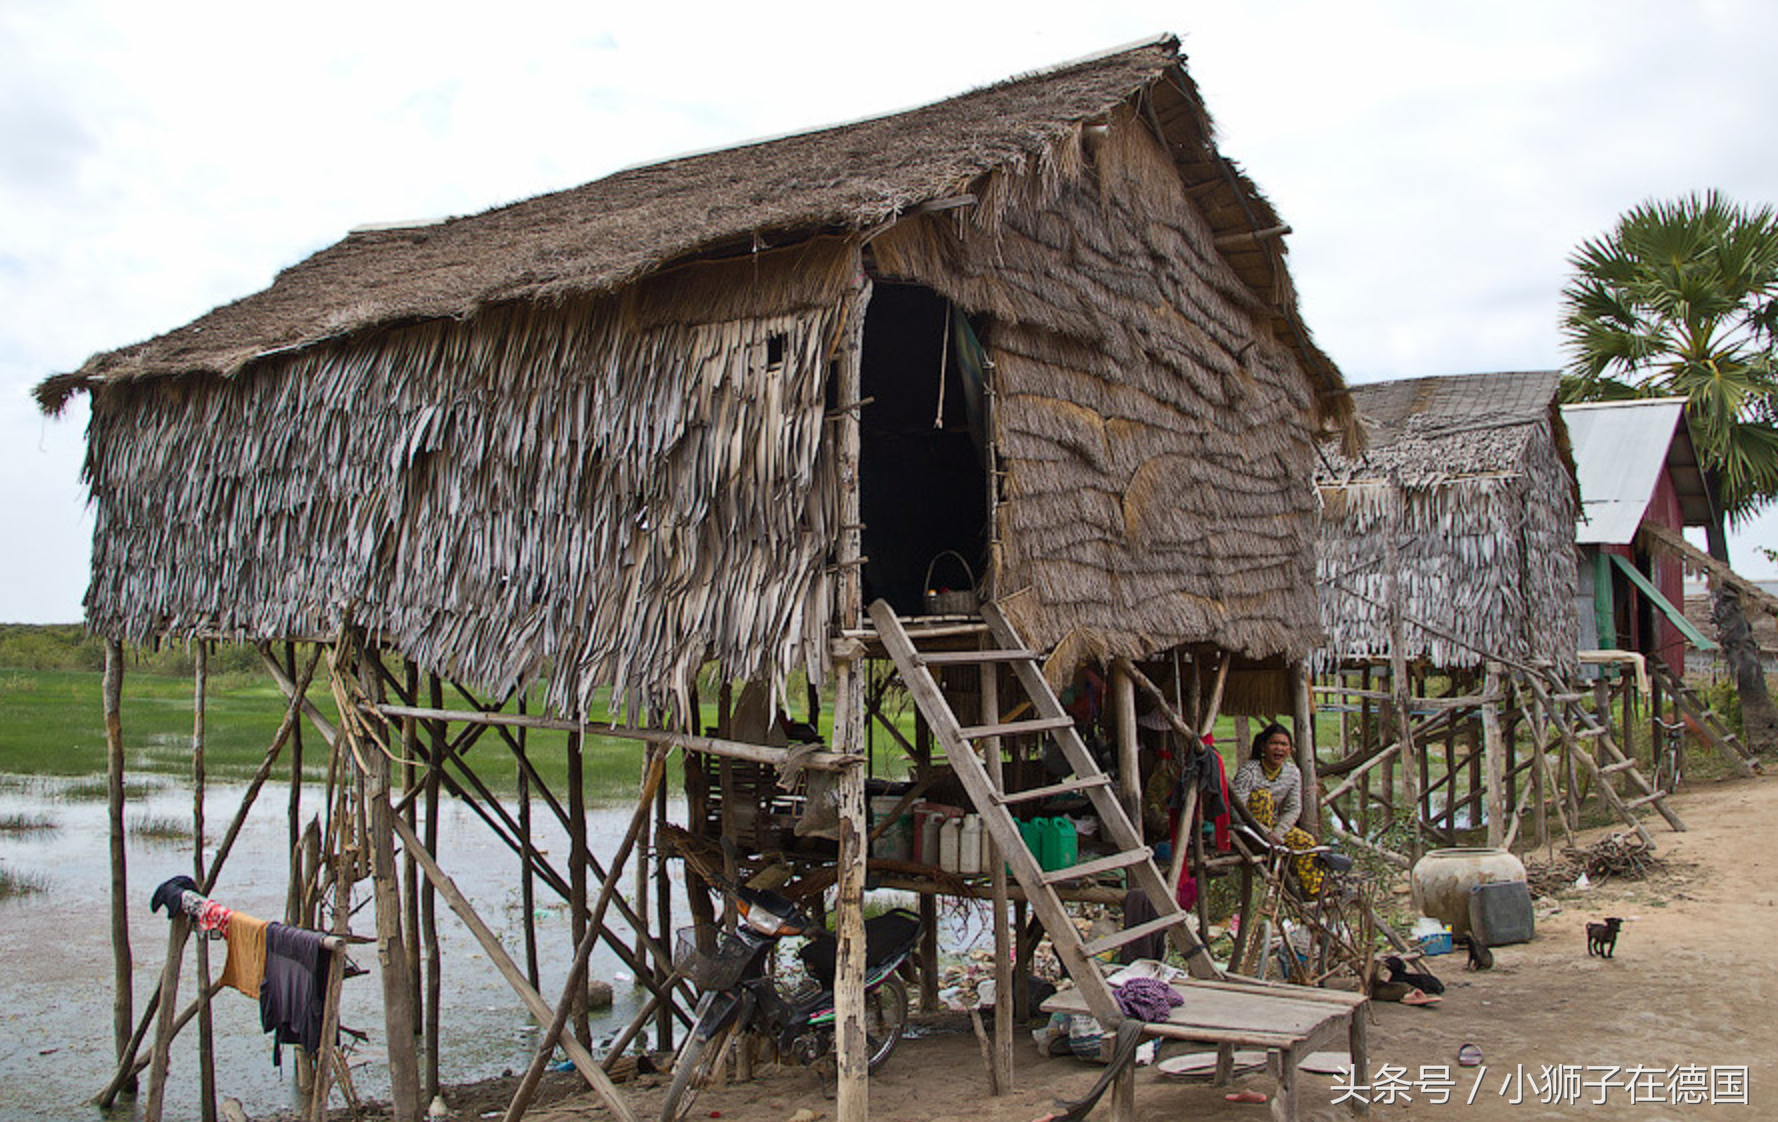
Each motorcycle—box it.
[661,882,923,1122]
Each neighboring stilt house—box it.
[41,35,1361,1122]
[1315,371,1605,852]
[1562,398,1761,780]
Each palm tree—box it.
[1560,190,1778,752]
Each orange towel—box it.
[217,910,270,998]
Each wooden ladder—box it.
[1518,670,1682,845]
[1647,659,1759,778]
[868,599,1220,1029]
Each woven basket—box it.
[923,550,979,616]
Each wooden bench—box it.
[1043,978,1369,1122]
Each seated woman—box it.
[1229,723,1322,897]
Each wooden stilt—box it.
[403,661,423,1030]
[980,657,1013,1091]
[568,726,590,1050]
[1112,664,1140,824]
[832,273,870,1122]
[287,642,307,925]
[518,695,540,992]
[1292,661,1318,834]
[424,675,444,1101]
[192,642,217,1122]
[142,913,189,1122]
[503,751,667,1122]
[392,813,640,1122]
[104,639,134,1092]
[1482,664,1506,847]
[341,639,422,1122]
[654,759,673,1051]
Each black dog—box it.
[1586,917,1623,958]
[1454,933,1494,971]
[1381,954,1445,995]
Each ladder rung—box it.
[1082,913,1186,958]
[1576,728,1606,739]
[957,715,1076,740]
[918,648,1041,665]
[1600,760,1639,774]
[1041,847,1153,885]
[995,774,1112,805]
[1624,792,1668,810]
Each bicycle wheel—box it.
[864,975,909,1072]
[661,1016,737,1122]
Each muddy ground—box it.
[355,771,1778,1122]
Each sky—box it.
[6,0,1778,624]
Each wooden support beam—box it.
[503,751,668,1122]
[373,703,860,770]
[192,643,218,1122]
[1482,664,1506,848]
[832,271,870,1122]
[103,639,133,1092]
[392,813,639,1122]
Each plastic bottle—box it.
[1050,816,1078,871]
[938,816,962,873]
[960,814,983,875]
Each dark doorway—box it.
[858,283,990,616]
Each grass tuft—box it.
[0,811,59,834]
[129,814,195,844]
[0,862,49,900]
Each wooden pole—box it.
[403,661,422,1029]
[287,643,307,924]
[192,642,217,1122]
[502,752,668,1122]
[104,639,134,1091]
[1482,663,1506,848]
[351,641,422,1122]
[392,813,641,1122]
[981,656,1013,1091]
[654,756,673,1051]
[568,726,590,1050]
[424,675,444,1101]
[833,272,871,1122]
[518,695,540,992]
[1112,664,1140,824]
[141,914,188,1122]
[1292,661,1319,835]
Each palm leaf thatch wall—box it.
[874,106,1327,671]
[40,35,1351,718]
[1316,372,1580,673]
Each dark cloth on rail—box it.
[150,875,198,916]
[261,923,332,1065]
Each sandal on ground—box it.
[1457,1043,1483,1067]
[1400,988,1442,1006]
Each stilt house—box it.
[41,36,1362,1122]
[1314,371,1585,849]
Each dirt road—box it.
[502,770,1777,1122]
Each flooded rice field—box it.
[0,774,689,1121]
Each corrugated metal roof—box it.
[1562,398,1713,544]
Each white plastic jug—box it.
[960,814,984,875]
[938,816,963,873]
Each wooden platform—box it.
[1043,978,1369,1121]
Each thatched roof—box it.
[1316,371,1580,671]
[46,36,1352,716]
[1318,371,1572,487]
[37,35,1352,443]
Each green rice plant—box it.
[56,776,164,801]
[0,811,58,834]
[0,861,50,900]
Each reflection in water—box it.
[0,775,684,1121]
